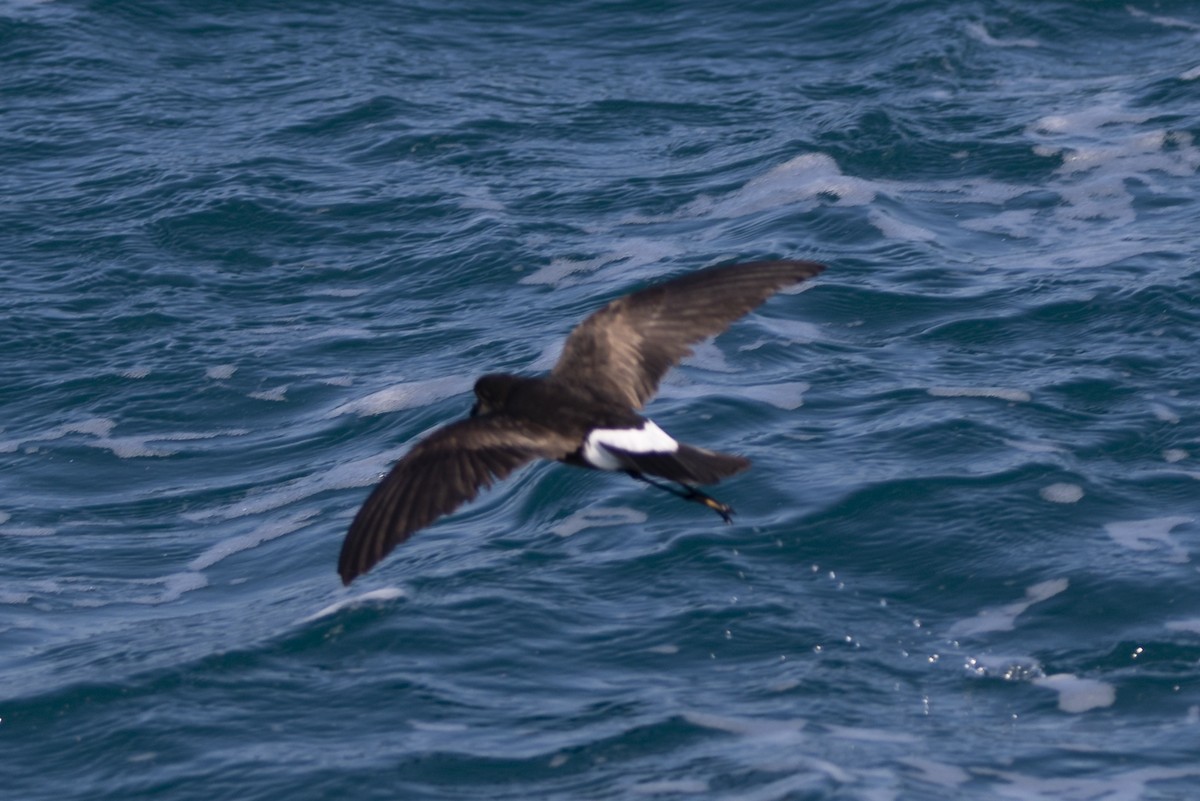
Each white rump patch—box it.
[582,420,678,471]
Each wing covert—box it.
[552,260,825,409]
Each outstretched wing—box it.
[552,260,825,410]
[338,416,576,584]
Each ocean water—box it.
[2,1,1199,798]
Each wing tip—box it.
[688,258,827,292]
[747,258,828,281]
[337,544,364,585]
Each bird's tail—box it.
[616,444,750,485]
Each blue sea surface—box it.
[3,1,1200,798]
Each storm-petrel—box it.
[338,259,826,584]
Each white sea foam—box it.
[824,723,918,743]
[751,316,823,343]
[1105,516,1193,563]
[206,364,237,380]
[659,380,809,411]
[183,445,408,522]
[302,587,406,623]
[408,720,469,733]
[898,757,971,789]
[948,578,1069,637]
[580,91,1200,275]
[1039,483,1084,503]
[683,711,807,743]
[1126,4,1200,31]
[631,780,709,795]
[518,237,685,286]
[458,186,505,212]
[517,256,597,286]
[928,386,1031,402]
[0,525,55,537]
[969,653,1114,714]
[103,571,211,607]
[1156,468,1200,482]
[105,430,250,458]
[249,384,289,402]
[964,21,1039,48]
[550,506,647,537]
[676,339,735,372]
[308,287,368,298]
[979,765,1200,798]
[690,153,876,220]
[0,417,247,458]
[1165,619,1200,635]
[327,376,472,417]
[189,509,320,571]
[1163,448,1189,463]
[867,207,938,241]
[965,656,1112,713]
[740,382,809,411]
[49,418,114,438]
[1032,674,1117,713]
[1003,438,1066,454]
[1021,110,1200,267]
[1151,402,1181,424]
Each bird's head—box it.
[471,373,520,417]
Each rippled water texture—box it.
[2,1,1199,799]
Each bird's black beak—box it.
[469,403,480,418]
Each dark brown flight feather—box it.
[338,417,576,583]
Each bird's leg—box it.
[626,472,735,524]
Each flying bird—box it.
[338,259,826,584]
